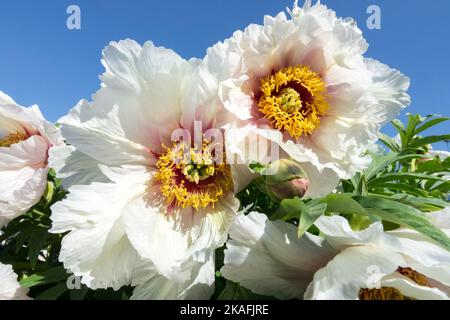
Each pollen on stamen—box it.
[154,141,233,210]
[258,65,329,139]
[358,267,430,300]
[0,132,27,148]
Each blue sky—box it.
[0,0,448,149]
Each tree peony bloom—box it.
[49,39,253,299]
[0,92,63,226]
[205,0,410,195]
[222,209,450,300]
[0,263,30,300]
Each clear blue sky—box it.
[0,0,448,149]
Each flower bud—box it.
[264,159,309,200]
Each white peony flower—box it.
[222,209,450,300]
[0,263,30,300]
[205,0,410,195]
[0,92,63,226]
[49,39,253,299]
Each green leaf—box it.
[350,214,374,231]
[364,153,422,180]
[384,194,449,212]
[391,119,407,146]
[370,182,428,197]
[297,200,327,238]
[15,223,34,254]
[20,266,68,288]
[35,282,68,300]
[368,173,444,187]
[70,285,89,300]
[414,117,450,136]
[28,228,50,269]
[409,135,450,149]
[353,195,450,251]
[44,181,54,204]
[324,194,369,216]
[404,114,422,144]
[430,180,450,193]
[270,197,302,221]
[356,173,369,196]
[249,162,267,174]
[391,118,405,132]
[0,222,25,243]
[378,133,400,152]
[416,159,448,174]
[217,281,271,300]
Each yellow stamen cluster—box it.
[154,142,233,209]
[258,65,329,139]
[359,267,430,300]
[0,132,27,148]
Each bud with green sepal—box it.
[263,159,309,201]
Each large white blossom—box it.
[205,0,410,195]
[222,209,450,300]
[49,39,253,299]
[0,92,63,226]
[0,263,30,300]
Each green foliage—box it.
[217,281,273,300]
[344,115,450,201]
[0,171,68,298]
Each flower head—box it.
[49,40,253,299]
[205,0,410,192]
[222,209,450,300]
[0,92,63,226]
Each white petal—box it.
[364,58,411,125]
[0,91,16,105]
[0,135,48,169]
[179,59,222,131]
[0,94,63,147]
[59,99,151,167]
[301,163,340,198]
[100,39,143,92]
[48,145,109,189]
[0,129,53,226]
[100,39,182,92]
[50,166,147,289]
[380,273,449,300]
[58,218,139,290]
[0,166,47,226]
[305,246,404,300]
[131,255,215,300]
[430,207,450,229]
[123,193,237,279]
[383,228,450,287]
[0,263,30,300]
[222,212,336,300]
[230,164,258,193]
[314,215,386,249]
[122,198,194,280]
[96,40,186,151]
